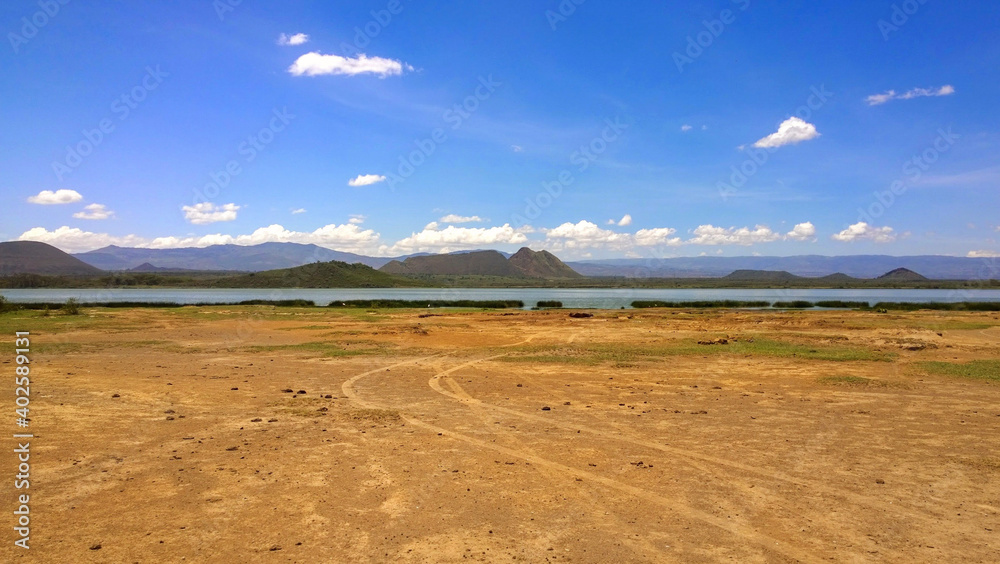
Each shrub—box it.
[62,298,81,315]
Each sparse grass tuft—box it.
[500,338,894,365]
[918,360,1000,382]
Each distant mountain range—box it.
[380,248,581,279]
[568,255,998,280]
[72,243,414,271]
[0,240,997,280]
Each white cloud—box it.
[288,52,411,78]
[387,223,528,254]
[544,221,633,251]
[607,214,632,227]
[72,203,114,220]
[440,214,485,224]
[277,33,309,46]
[27,189,83,205]
[348,174,387,187]
[291,208,306,214]
[866,85,955,106]
[348,215,366,224]
[680,124,693,132]
[182,203,240,225]
[17,226,148,253]
[19,221,384,254]
[786,221,816,241]
[688,225,783,246]
[831,222,896,243]
[753,117,820,149]
[967,250,1000,258]
[633,227,681,247]
[511,145,523,152]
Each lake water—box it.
[3,288,1000,309]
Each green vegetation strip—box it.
[536,300,563,308]
[918,360,1000,382]
[632,300,771,308]
[500,338,894,365]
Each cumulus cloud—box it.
[633,227,681,247]
[607,214,632,227]
[19,222,382,254]
[27,189,83,205]
[865,85,955,106]
[388,223,528,254]
[348,174,386,187]
[348,215,366,224]
[440,214,485,224]
[688,225,783,246]
[753,117,820,149]
[17,226,148,253]
[831,222,896,243]
[544,221,634,251]
[277,33,309,46]
[182,203,240,225]
[288,52,412,78]
[680,124,693,132]
[291,208,306,214]
[786,222,816,241]
[72,203,114,220]
[967,250,1000,258]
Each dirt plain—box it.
[1,305,999,563]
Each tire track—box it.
[427,355,946,528]
[344,355,822,563]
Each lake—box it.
[3,288,1000,309]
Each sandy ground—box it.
[1,306,999,563]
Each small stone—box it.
[90,544,102,550]
[281,389,293,393]
[165,416,175,421]
[297,390,307,394]
[250,418,262,423]
[111,393,120,398]
[541,406,551,411]
[875,478,885,484]
[231,387,239,391]
[324,394,333,399]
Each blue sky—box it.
[2,0,998,259]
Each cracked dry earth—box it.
[1,306,999,563]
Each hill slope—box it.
[213,260,423,288]
[508,248,582,278]
[0,241,104,276]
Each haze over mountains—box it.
[1,241,998,280]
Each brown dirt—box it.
[2,306,999,562]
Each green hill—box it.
[721,270,804,283]
[877,268,928,282]
[213,260,426,288]
[381,250,522,276]
[380,248,581,279]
